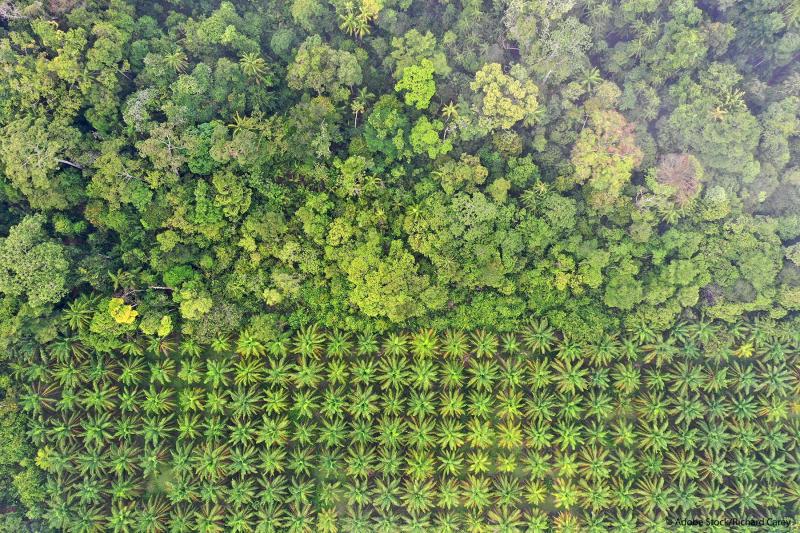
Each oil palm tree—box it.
[467,359,498,393]
[142,385,174,415]
[73,476,106,506]
[119,338,143,357]
[48,413,80,447]
[177,357,204,385]
[226,505,255,533]
[440,359,465,389]
[139,443,167,478]
[237,330,265,358]
[642,335,678,367]
[203,357,231,389]
[405,417,437,453]
[290,389,318,419]
[108,501,137,532]
[410,357,437,390]
[326,329,351,357]
[193,503,226,533]
[638,419,673,454]
[193,443,230,483]
[319,386,346,419]
[552,479,582,510]
[470,329,498,358]
[169,504,193,531]
[49,336,89,362]
[50,359,85,391]
[522,318,557,354]
[498,356,524,389]
[580,66,602,93]
[552,358,588,395]
[148,357,175,386]
[441,101,459,122]
[381,332,407,357]
[228,418,256,448]
[20,381,58,414]
[348,385,379,420]
[439,389,464,418]
[701,481,732,513]
[229,386,263,419]
[293,324,325,358]
[265,331,291,357]
[411,329,438,358]
[356,331,379,356]
[210,334,230,353]
[292,357,324,388]
[141,414,174,446]
[148,336,175,357]
[351,358,377,386]
[377,354,409,390]
[81,381,118,412]
[256,445,286,477]
[461,475,492,511]
[635,391,670,423]
[87,354,119,384]
[525,359,551,392]
[53,387,80,415]
[499,333,521,356]
[254,503,286,532]
[588,334,620,366]
[75,446,107,479]
[233,358,264,387]
[118,357,145,387]
[108,442,140,477]
[441,329,468,359]
[80,411,114,448]
[163,48,188,73]
[179,337,203,358]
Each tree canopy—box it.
[0,0,799,527]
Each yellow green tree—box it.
[470,63,539,130]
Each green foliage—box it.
[287,35,362,99]
[659,64,761,184]
[175,281,213,321]
[389,29,450,79]
[346,239,445,322]
[409,116,452,159]
[363,95,409,164]
[139,314,173,337]
[0,2,799,524]
[0,374,45,523]
[394,59,436,110]
[108,297,138,324]
[433,154,488,195]
[569,109,644,212]
[0,215,70,309]
[604,272,644,310]
[470,63,539,130]
[0,118,83,210]
[12,0,780,334]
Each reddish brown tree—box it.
[655,153,703,206]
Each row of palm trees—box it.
[55,294,800,362]
[46,496,691,533]
[42,468,800,532]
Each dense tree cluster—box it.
[0,0,796,341]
